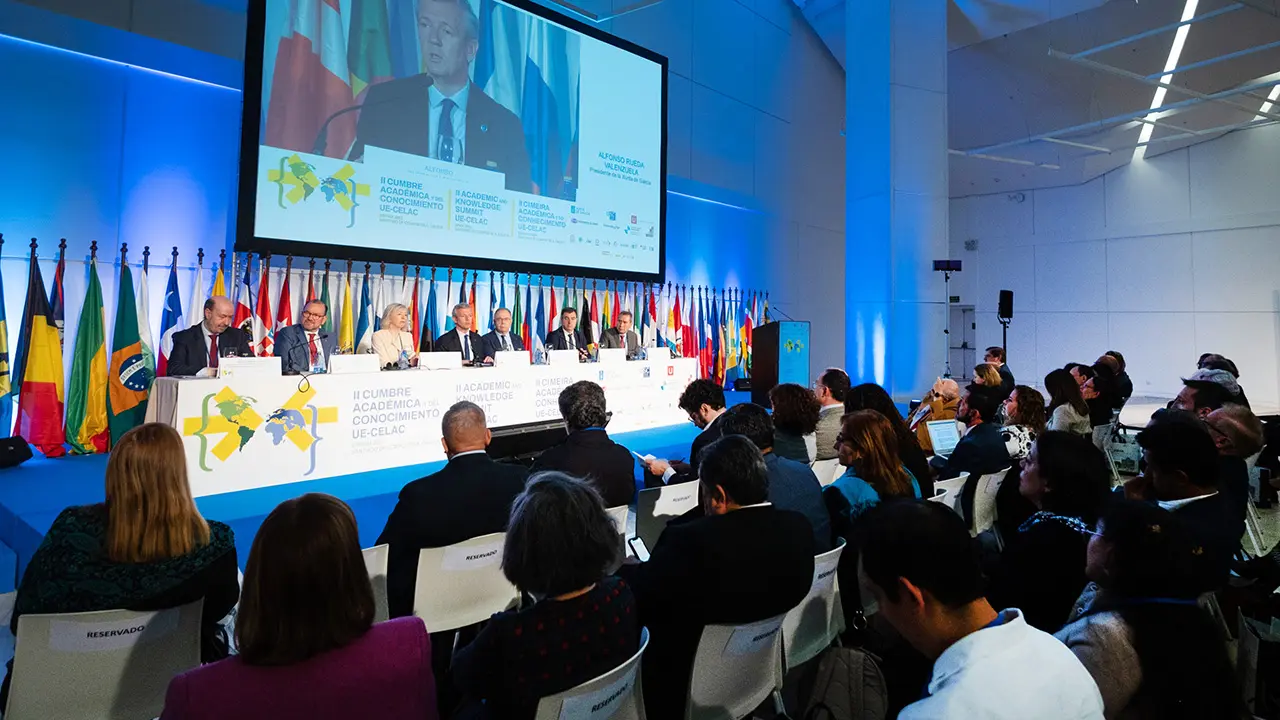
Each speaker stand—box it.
[941,269,954,378]
[998,317,1010,365]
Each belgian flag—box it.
[14,246,66,457]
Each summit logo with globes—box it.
[266,153,371,228]
[181,386,338,476]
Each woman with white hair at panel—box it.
[371,303,417,368]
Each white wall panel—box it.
[1034,240,1107,313]
[891,191,948,304]
[1104,148,1191,231]
[1191,226,1280,313]
[1034,312,1109,383]
[1108,312,1196,398]
[689,88,756,198]
[691,0,757,108]
[612,0,693,79]
[665,73,692,180]
[975,244,1034,313]
[976,310,1036,386]
[753,18,791,122]
[965,192,1034,246]
[1106,234,1193,313]
[1193,312,1280,412]
[890,85,947,197]
[1032,177,1104,241]
[1189,123,1280,223]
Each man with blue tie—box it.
[480,307,524,362]
[434,303,484,363]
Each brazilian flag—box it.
[66,259,109,453]
[107,264,152,445]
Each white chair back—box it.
[781,539,847,669]
[5,599,203,720]
[635,483,700,551]
[533,628,650,720]
[928,472,969,514]
[970,468,1010,538]
[810,458,842,488]
[413,532,519,632]
[685,614,787,720]
[606,505,631,539]
[363,544,390,623]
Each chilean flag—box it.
[158,264,183,377]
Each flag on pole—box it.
[253,261,275,356]
[443,272,456,332]
[66,258,108,454]
[422,270,439,350]
[136,263,156,381]
[233,257,254,336]
[499,273,507,316]
[15,247,65,456]
[532,281,547,362]
[590,284,601,344]
[581,283,595,348]
[107,260,152,446]
[49,245,65,353]
[511,276,523,351]
[211,264,226,298]
[468,272,477,321]
[355,268,374,353]
[523,278,533,356]
[548,279,557,335]
[158,260,183,377]
[742,293,754,376]
[489,272,497,333]
[372,267,384,332]
[407,269,421,351]
[306,262,317,304]
[611,283,621,329]
[187,261,205,329]
[0,238,13,437]
[319,266,334,333]
[339,269,355,352]
[276,260,294,331]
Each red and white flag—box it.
[264,0,354,157]
[233,256,255,342]
[254,263,275,356]
[276,263,294,331]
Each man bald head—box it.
[440,401,491,457]
[1205,403,1264,459]
[202,296,234,335]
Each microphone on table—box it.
[312,77,434,157]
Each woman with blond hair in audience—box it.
[370,302,418,367]
[451,472,639,720]
[769,382,822,463]
[4,423,239,702]
[973,363,1002,388]
[1046,368,1091,435]
[163,493,437,719]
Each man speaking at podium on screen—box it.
[350,0,533,194]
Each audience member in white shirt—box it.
[857,500,1104,720]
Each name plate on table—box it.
[421,352,463,371]
[494,350,529,368]
[646,346,673,360]
[329,354,382,374]
[597,348,627,365]
[548,349,580,366]
[218,357,281,379]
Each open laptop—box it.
[926,420,962,459]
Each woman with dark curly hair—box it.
[769,383,822,463]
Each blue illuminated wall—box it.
[0,0,847,379]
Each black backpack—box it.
[800,645,888,720]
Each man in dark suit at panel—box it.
[620,436,815,718]
[432,303,485,362]
[642,379,727,488]
[273,300,338,374]
[479,307,524,362]
[600,310,641,359]
[532,380,637,508]
[546,307,588,360]
[350,0,532,194]
[377,401,528,618]
[166,296,253,376]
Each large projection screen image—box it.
[238,0,667,281]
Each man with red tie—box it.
[165,296,253,376]
[273,300,338,374]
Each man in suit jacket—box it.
[721,403,831,552]
[479,307,524,362]
[546,307,588,359]
[273,300,338,374]
[985,346,1016,400]
[349,0,532,194]
[166,296,253,376]
[643,379,727,488]
[532,381,636,508]
[432,303,485,362]
[814,368,850,461]
[600,310,641,359]
[377,401,528,619]
[620,436,815,718]
[932,384,1013,523]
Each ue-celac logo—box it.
[182,386,338,476]
[783,339,806,353]
[267,153,371,228]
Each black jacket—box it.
[532,429,637,508]
[931,422,1012,522]
[431,329,484,360]
[1170,492,1240,593]
[618,506,815,719]
[351,77,532,193]
[600,328,640,356]
[997,364,1016,400]
[546,327,588,352]
[376,453,529,618]
[165,324,252,376]
[479,330,524,359]
[645,413,726,489]
[987,516,1090,633]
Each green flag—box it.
[320,277,334,334]
[348,0,393,97]
[107,264,152,445]
[66,259,109,454]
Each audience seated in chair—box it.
[984,346,1016,399]
[1104,351,1133,406]
[1204,403,1265,529]
[532,380,637,508]
[1175,368,1249,416]
[769,383,822,464]
[856,501,1104,720]
[973,363,1002,390]
[995,385,1046,541]
[450,473,639,720]
[813,368,850,462]
[619,435,815,719]
[1124,410,1240,593]
[931,384,1012,522]
[1046,368,1092,436]
[825,410,922,536]
[720,402,832,552]
[4,423,238,704]
[1054,500,1243,720]
[163,494,436,720]
[908,377,960,455]
[642,378,727,487]
[845,383,934,499]
[987,432,1110,633]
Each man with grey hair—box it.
[377,400,529,619]
[166,295,253,376]
[480,307,524,361]
[532,381,636,507]
[351,0,532,192]
[432,302,484,362]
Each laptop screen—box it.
[926,420,962,458]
